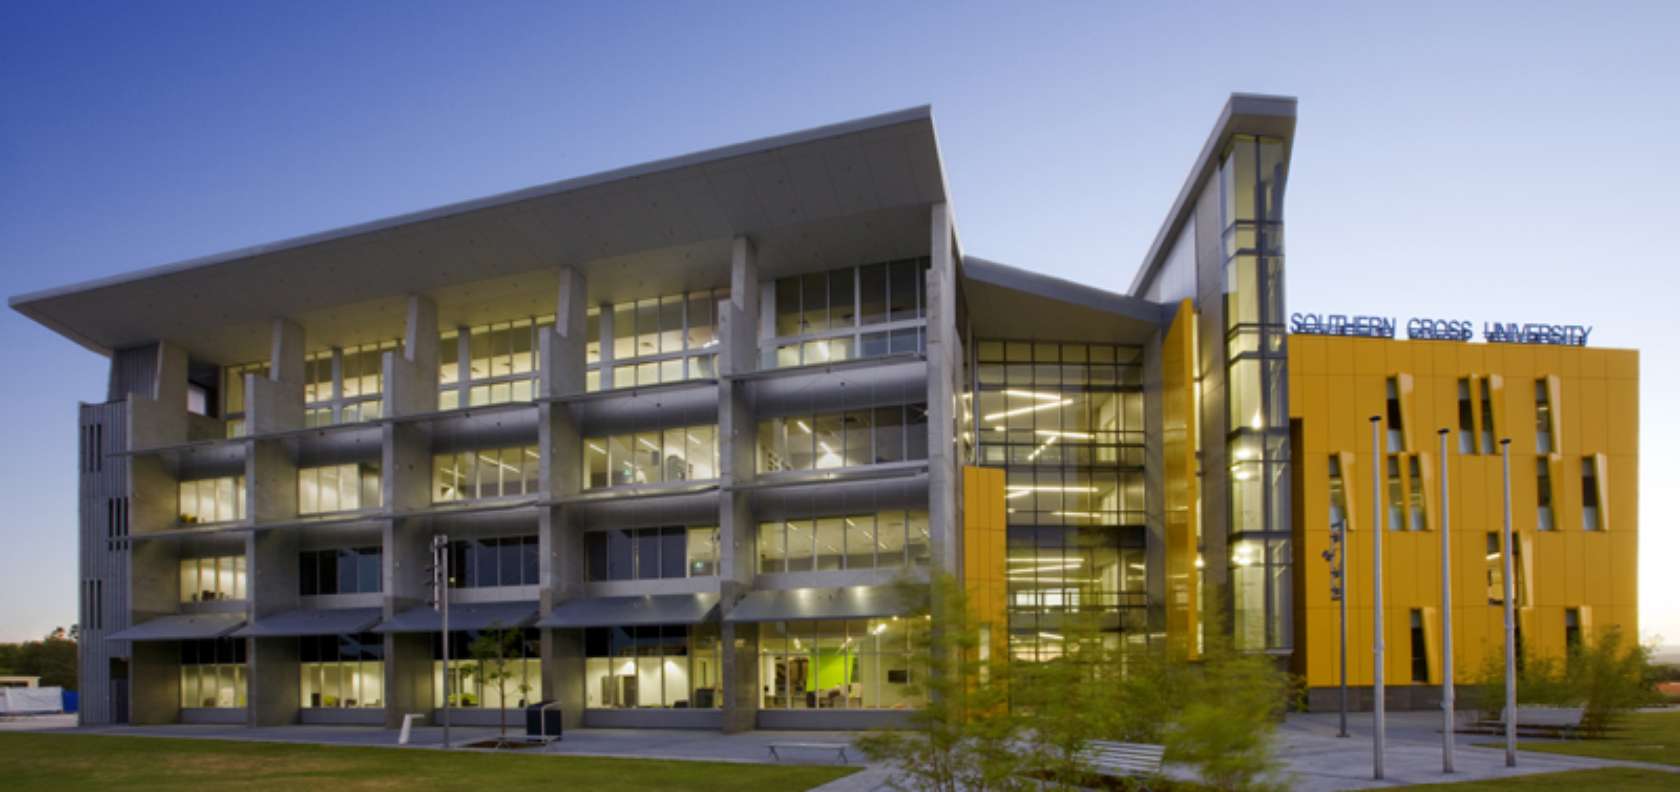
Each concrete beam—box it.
[128,342,189,450]
[246,439,298,525]
[383,423,433,514]
[720,236,759,377]
[385,294,440,418]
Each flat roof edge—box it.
[8,105,936,310]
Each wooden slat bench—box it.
[1079,740,1166,780]
[768,741,851,764]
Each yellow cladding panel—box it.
[1162,299,1201,656]
[1288,336,1638,690]
[962,465,1009,655]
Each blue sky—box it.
[2,2,1675,644]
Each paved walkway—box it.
[6,710,1676,790]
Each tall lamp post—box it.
[1499,439,1517,767]
[1322,512,1349,738]
[1438,429,1455,774]
[1370,416,1385,781]
[431,533,451,750]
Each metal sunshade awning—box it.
[106,612,246,642]
[375,601,539,633]
[231,607,383,638]
[538,594,720,629]
[724,585,927,623]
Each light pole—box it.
[1499,439,1516,767]
[1370,416,1385,781]
[432,533,451,750]
[1438,429,1455,774]
[1323,513,1349,738]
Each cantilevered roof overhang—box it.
[962,256,1172,344]
[10,106,948,363]
[1128,93,1297,298]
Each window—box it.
[438,317,555,409]
[1536,457,1554,531]
[1386,456,1403,531]
[1534,379,1554,453]
[1327,455,1349,533]
[1407,456,1427,531]
[446,536,540,588]
[299,547,382,596]
[767,260,929,369]
[1231,537,1292,651]
[1385,377,1404,452]
[1565,609,1582,655]
[757,511,928,574]
[177,476,246,524]
[590,289,724,391]
[1581,457,1602,530]
[1409,610,1430,683]
[1486,532,1525,606]
[584,625,722,709]
[756,405,927,473]
[432,445,541,502]
[1479,378,1497,454]
[222,362,268,438]
[1457,378,1477,454]
[585,526,718,581]
[434,629,540,709]
[298,463,381,514]
[582,426,718,489]
[758,619,925,710]
[180,638,246,709]
[299,341,400,427]
[300,633,383,709]
[179,555,247,603]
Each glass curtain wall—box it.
[589,289,726,392]
[299,341,401,427]
[179,638,247,708]
[222,362,268,438]
[1220,134,1292,651]
[178,555,247,603]
[756,510,930,573]
[432,445,541,502]
[755,404,928,473]
[446,536,540,588]
[298,547,382,596]
[438,316,556,410]
[583,426,718,489]
[433,628,542,709]
[298,463,382,514]
[583,624,723,709]
[766,259,930,368]
[584,526,719,581]
[757,618,925,710]
[177,476,246,524]
[300,633,384,709]
[974,340,1149,662]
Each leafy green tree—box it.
[468,625,532,739]
[0,632,79,690]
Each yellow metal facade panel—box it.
[1162,299,1201,656]
[1288,337,1638,689]
[962,465,1009,658]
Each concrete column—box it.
[246,438,301,727]
[248,319,305,435]
[717,236,761,732]
[720,236,760,377]
[386,295,440,418]
[127,341,190,450]
[129,641,181,725]
[925,203,962,576]
[383,517,433,727]
[541,268,588,398]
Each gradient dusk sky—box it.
[2,2,1675,644]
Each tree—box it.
[468,624,531,740]
[0,634,78,690]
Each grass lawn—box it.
[0,732,857,791]
[1479,710,1680,767]
[1394,767,1680,790]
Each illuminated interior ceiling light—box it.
[1003,389,1065,401]
[982,399,1073,422]
[993,426,1007,433]
[818,442,835,455]
[1035,430,1093,439]
[1006,485,1099,494]
[1194,556,1205,569]
[1251,412,1264,431]
[688,433,702,445]
[1026,436,1057,461]
[587,443,606,455]
[1052,511,1101,519]
[1037,632,1064,641]
[796,420,812,434]
[525,448,540,459]
[872,623,887,635]
[1231,544,1260,567]
[638,438,660,452]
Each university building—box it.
[10,94,1638,730]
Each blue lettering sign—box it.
[1289,312,1396,339]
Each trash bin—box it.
[525,701,562,740]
